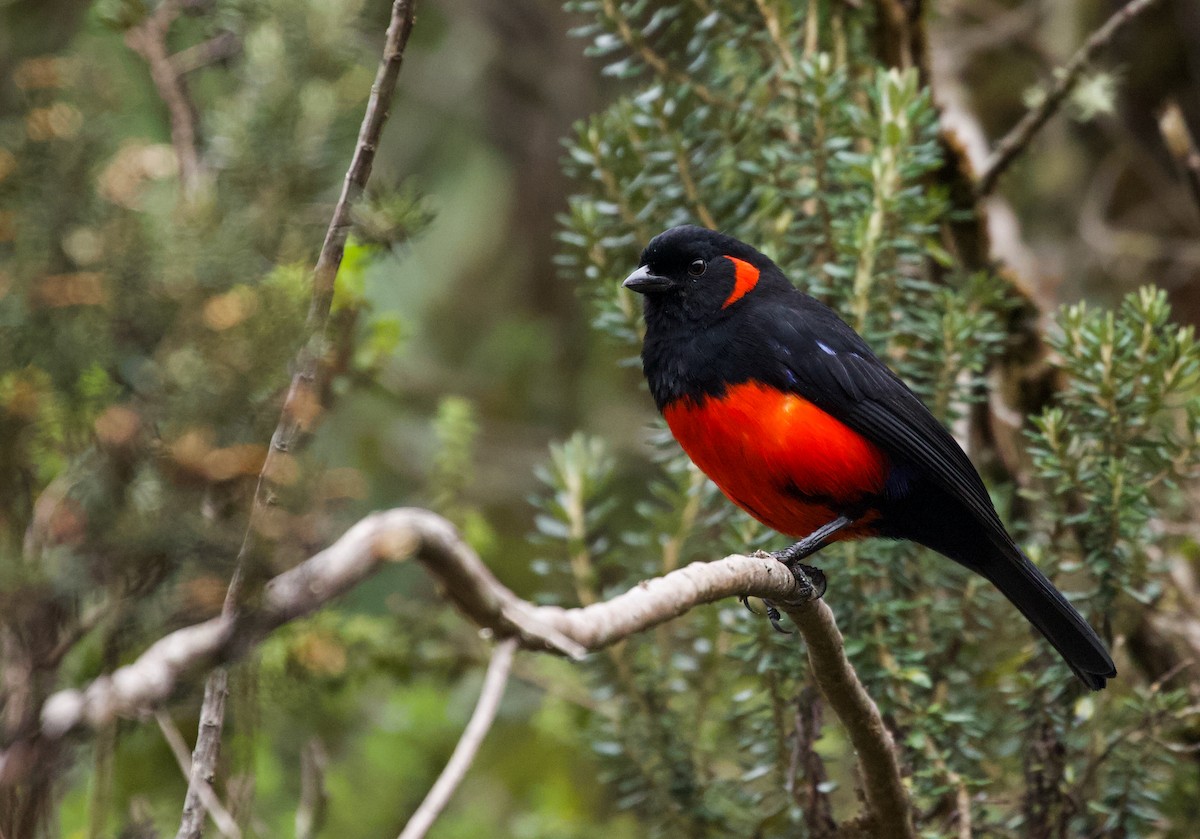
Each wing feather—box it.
[756,297,1011,548]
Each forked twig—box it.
[977,0,1166,195]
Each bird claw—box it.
[770,552,827,603]
[791,563,827,601]
[739,595,792,633]
[765,600,791,634]
[741,547,829,631]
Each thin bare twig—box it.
[976,0,1166,196]
[156,708,241,839]
[175,670,232,839]
[396,638,518,839]
[295,738,329,839]
[125,0,205,198]
[179,2,419,834]
[171,32,242,75]
[222,0,417,617]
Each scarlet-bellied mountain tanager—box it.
[623,225,1116,691]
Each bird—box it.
[622,225,1117,691]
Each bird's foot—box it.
[742,547,827,631]
[753,547,827,603]
[786,562,827,602]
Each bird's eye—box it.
[687,259,706,277]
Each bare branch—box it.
[156,709,240,839]
[295,738,329,839]
[171,32,241,75]
[396,638,518,839]
[19,510,565,747]
[781,600,915,838]
[976,0,1166,196]
[125,0,205,198]
[179,1,418,833]
[175,670,232,839]
[223,0,418,617]
[5,507,910,835]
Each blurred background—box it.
[2,0,1199,837]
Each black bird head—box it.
[622,225,787,327]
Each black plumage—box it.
[625,225,1117,690]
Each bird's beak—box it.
[622,265,673,294]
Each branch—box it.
[125,0,205,198]
[223,0,417,616]
[976,0,1166,196]
[782,600,914,839]
[4,508,910,834]
[15,510,558,747]
[170,32,241,75]
[156,707,240,839]
[396,638,517,839]
[179,1,417,833]
[295,738,329,839]
[175,670,232,839]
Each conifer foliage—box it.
[549,2,1200,835]
[1,1,1198,836]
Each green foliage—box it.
[0,0,441,834]
[5,0,1200,836]
[431,394,478,517]
[0,0,403,580]
[1030,287,1200,604]
[1023,68,1119,123]
[351,183,437,249]
[541,2,1200,837]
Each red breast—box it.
[662,381,890,539]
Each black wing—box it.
[744,291,1116,689]
[750,294,1010,549]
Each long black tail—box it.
[883,486,1117,689]
[977,543,1116,691]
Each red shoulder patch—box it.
[722,256,759,309]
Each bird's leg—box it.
[750,516,854,628]
[772,515,853,568]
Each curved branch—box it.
[783,600,914,838]
[175,3,419,834]
[15,509,793,743]
[125,0,204,198]
[3,507,910,835]
[396,638,517,839]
